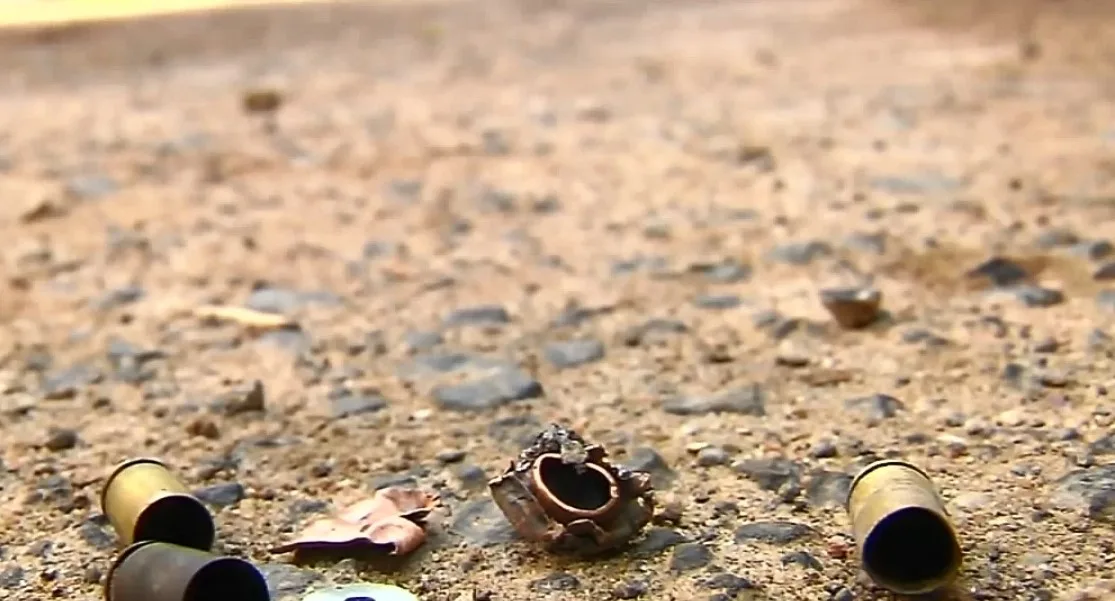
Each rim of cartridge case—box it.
[104,540,161,601]
[846,459,933,507]
[100,457,173,512]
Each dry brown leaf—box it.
[193,305,296,329]
[270,487,435,555]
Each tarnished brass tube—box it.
[846,460,963,595]
[105,541,270,601]
[100,458,215,550]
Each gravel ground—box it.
[2,0,1115,600]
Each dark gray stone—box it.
[531,572,581,592]
[454,464,489,490]
[450,499,518,546]
[444,305,511,326]
[805,470,853,507]
[967,257,1029,287]
[432,368,543,411]
[1071,240,1114,261]
[246,287,341,314]
[766,241,832,265]
[1034,229,1079,249]
[782,550,823,570]
[78,520,114,550]
[488,414,544,447]
[404,331,444,353]
[734,521,816,544]
[1050,464,1115,522]
[620,318,689,346]
[0,564,24,589]
[669,542,713,572]
[42,364,102,400]
[844,393,904,419]
[542,339,605,369]
[92,285,145,311]
[44,428,79,451]
[631,528,687,558]
[612,580,649,599]
[1014,285,1064,308]
[259,563,322,600]
[623,447,677,489]
[703,573,754,594]
[1094,262,1115,281]
[331,394,387,418]
[733,457,802,491]
[697,446,731,467]
[691,260,752,283]
[692,294,743,310]
[662,385,766,416]
[193,482,246,508]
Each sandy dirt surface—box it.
[2,0,1115,599]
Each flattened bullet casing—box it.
[101,458,215,550]
[106,541,270,601]
[846,460,963,595]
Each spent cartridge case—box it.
[105,540,270,601]
[846,459,962,595]
[100,457,215,550]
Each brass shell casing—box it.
[105,541,270,601]
[100,458,215,550]
[846,459,963,595]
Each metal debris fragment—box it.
[488,423,655,554]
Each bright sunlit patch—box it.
[0,0,331,28]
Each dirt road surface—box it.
[2,0,1115,599]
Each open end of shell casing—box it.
[847,460,962,595]
[531,453,620,519]
[106,541,270,601]
[101,458,216,550]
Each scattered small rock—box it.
[432,368,543,411]
[631,528,687,558]
[331,393,387,418]
[623,447,677,489]
[258,563,321,600]
[782,550,824,570]
[620,318,688,346]
[542,339,605,369]
[444,305,511,327]
[767,241,832,265]
[450,499,518,547]
[733,457,802,492]
[820,287,882,329]
[1094,262,1115,281]
[734,521,816,544]
[669,542,713,572]
[1049,463,1115,522]
[844,393,904,419]
[531,572,580,592]
[693,294,743,310]
[44,428,78,452]
[967,257,1029,287]
[242,88,284,114]
[612,580,649,599]
[661,385,765,416]
[1014,285,1064,308]
[696,446,731,467]
[193,482,246,508]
